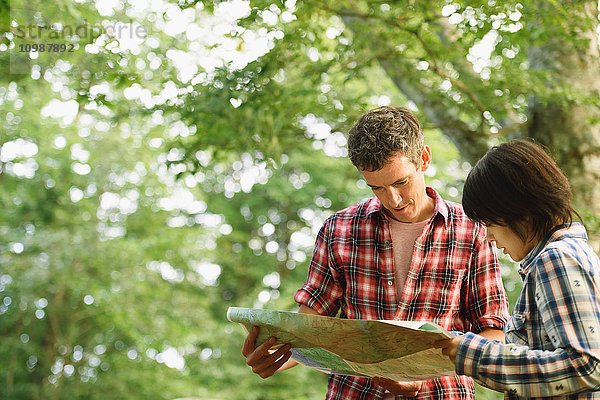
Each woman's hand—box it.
[434,336,462,363]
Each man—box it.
[243,106,509,399]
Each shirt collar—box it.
[519,222,588,276]
[366,187,449,227]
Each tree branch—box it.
[411,32,489,136]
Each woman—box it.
[435,139,600,399]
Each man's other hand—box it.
[372,377,423,397]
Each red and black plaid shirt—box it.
[295,187,509,400]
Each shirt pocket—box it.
[504,312,528,345]
[401,264,467,326]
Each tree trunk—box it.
[527,1,600,220]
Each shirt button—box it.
[384,240,391,247]
[387,280,393,286]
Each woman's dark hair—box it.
[462,139,581,242]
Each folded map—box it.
[227,307,456,381]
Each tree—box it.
[2,1,597,399]
[177,0,600,233]
[0,1,373,398]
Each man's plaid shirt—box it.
[295,187,509,400]
[455,223,600,399]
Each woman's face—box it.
[485,224,537,262]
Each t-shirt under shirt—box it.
[388,217,430,300]
[384,216,430,399]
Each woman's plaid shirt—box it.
[456,223,600,399]
[295,187,509,400]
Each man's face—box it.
[360,147,432,223]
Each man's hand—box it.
[372,377,422,397]
[242,326,293,379]
[241,305,318,378]
[434,336,462,363]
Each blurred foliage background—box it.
[0,0,599,399]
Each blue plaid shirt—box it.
[455,223,600,399]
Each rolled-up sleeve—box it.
[294,218,343,316]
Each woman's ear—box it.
[512,217,536,244]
